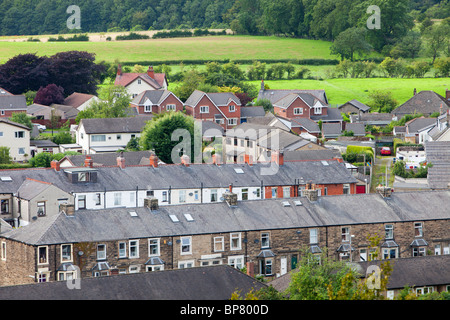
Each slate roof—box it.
[272,92,320,109]
[16,178,53,201]
[0,159,358,196]
[393,91,450,116]
[30,139,59,148]
[1,190,449,245]
[322,122,342,138]
[240,106,265,118]
[425,141,450,189]
[350,112,394,125]
[79,116,153,134]
[283,149,341,161]
[291,118,321,133]
[339,99,371,112]
[357,255,450,290]
[0,87,12,95]
[184,90,241,107]
[63,92,96,109]
[114,71,166,90]
[344,123,366,136]
[130,90,180,106]
[0,95,27,110]
[258,88,328,105]
[310,108,343,122]
[61,151,154,167]
[0,265,266,300]
[50,104,79,119]
[405,117,437,134]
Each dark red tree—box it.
[34,84,65,106]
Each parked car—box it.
[33,123,46,131]
[381,147,391,155]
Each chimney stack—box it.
[223,184,238,207]
[51,160,61,171]
[84,156,93,168]
[117,64,122,76]
[376,185,392,198]
[147,66,155,79]
[271,150,284,166]
[117,153,125,169]
[212,153,222,165]
[303,182,319,202]
[446,88,449,101]
[181,154,190,167]
[413,88,417,96]
[60,203,75,216]
[144,197,159,210]
[149,153,158,168]
[244,154,253,166]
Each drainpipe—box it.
[168,186,172,205]
[136,186,138,208]
[200,183,203,203]
[104,188,106,209]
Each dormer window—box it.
[78,172,89,182]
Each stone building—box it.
[0,190,449,287]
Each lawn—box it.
[247,77,450,106]
[0,35,341,64]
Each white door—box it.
[280,257,287,276]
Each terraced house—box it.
[0,190,449,287]
[0,152,357,226]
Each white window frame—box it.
[146,264,164,272]
[385,224,394,239]
[228,255,244,270]
[118,242,127,258]
[114,193,122,206]
[227,118,237,126]
[129,265,141,273]
[97,244,106,260]
[200,106,209,113]
[210,189,218,202]
[229,104,236,112]
[1,242,6,261]
[314,105,322,114]
[38,246,48,265]
[61,244,73,262]
[166,104,176,111]
[293,107,303,115]
[144,104,152,113]
[91,134,106,142]
[129,240,139,259]
[341,227,350,242]
[283,187,290,198]
[414,222,423,237]
[37,201,46,217]
[178,260,195,269]
[15,131,25,138]
[230,233,242,250]
[261,232,270,249]
[310,228,318,244]
[148,238,160,256]
[180,236,192,255]
[214,236,224,252]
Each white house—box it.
[114,65,168,98]
[0,118,30,162]
[76,116,152,154]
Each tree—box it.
[423,23,450,64]
[33,84,65,106]
[0,53,49,94]
[172,69,205,102]
[46,51,105,96]
[29,152,54,167]
[330,27,372,61]
[10,112,33,129]
[434,57,450,77]
[0,147,11,164]
[389,31,422,59]
[75,85,131,123]
[368,90,398,113]
[140,112,195,164]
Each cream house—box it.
[76,116,152,154]
[0,118,30,162]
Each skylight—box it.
[184,213,194,222]
[321,160,329,166]
[282,201,290,207]
[234,168,244,174]
[294,200,303,206]
[169,215,179,223]
[129,211,138,217]
[0,176,12,182]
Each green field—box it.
[247,78,450,106]
[0,35,342,64]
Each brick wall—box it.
[0,239,35,286]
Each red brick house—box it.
[114,65,168,98]
[130,90,184,115]
[184,90,242,130]
[0,94,27,118]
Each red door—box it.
[356,185,366,194]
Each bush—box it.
[116,32,150,40]
[346,145,374,160]
[152,30,192,39]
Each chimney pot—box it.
[244,154,253,166]
[117,64,122,76]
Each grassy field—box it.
[247,78,450,106]
[0,35,347,64]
